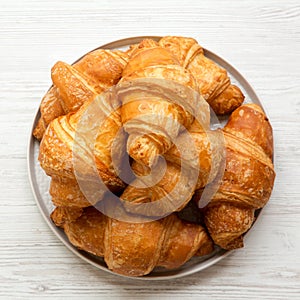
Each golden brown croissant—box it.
[39,94,126,207]
[51,205,214,277]
[118,122,224,218]
[49,176,91,208]
[120,160,197,216]
[51,205,83,227]
[165,120,224,190]
[120,120,223,216]
[159,36,245,114]
[33,87,65,141]
[35,37,276,277]
[33,49,128,140]
[119,39,209,167]
[193,103,275,249]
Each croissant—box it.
[51,205,214,277]
[51,206,83,227]
[33,49,128,140]
[35,37,275,277]
[120,122,223,217]
[49,175,91,208]
[192,103,275,249]
[159,36,245,114]
[118,39,209,167]
[165,120,224,190]
[38,92,126,207]
[33,87,65,141]
[120,159,197,216]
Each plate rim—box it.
[27,35,266,280]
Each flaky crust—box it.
[204,203,255,249]
[199,104,275,249]
[105,214,213,276]
[51,206,83,228]
[159,36,245,114]
[36,37,275,275]
[119,40,206,167]
[120,160,197,216]
[51,206,213,277]
[224,103,273,159]
[33,49,128,140]
[52,206,107,257]
[33,87,65,140]
[49,176,91,208]
[165,123,224,190]
[39,95,126,207]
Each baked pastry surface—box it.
[34,36,275,276]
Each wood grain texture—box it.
[0,0,300,299]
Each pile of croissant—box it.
[34,36,275,277]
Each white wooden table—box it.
[1,0,299,299]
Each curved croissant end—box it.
[159,36,245,115]
[50,206,213,277]
[201,104,275,249]
[34,49,128,140]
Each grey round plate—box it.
[28,36,264,280]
